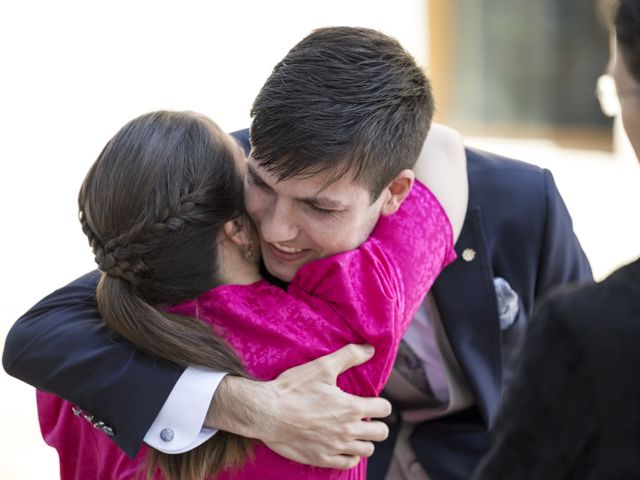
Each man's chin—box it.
[263,257,298,283]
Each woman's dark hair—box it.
[79,110,252,479]
[616,0,640,82]
[250,26,434,202]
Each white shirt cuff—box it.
[143,366,228,454]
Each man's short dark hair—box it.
[616,0,640,83]
[250,26,435,201]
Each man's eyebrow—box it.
[247,163,270,185]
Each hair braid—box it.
[81,195,217,285]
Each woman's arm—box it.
[288,180,456,396]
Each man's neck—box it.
[260,262,289,290]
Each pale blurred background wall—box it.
[1,1,638,479]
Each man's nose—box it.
[261,201,299,243]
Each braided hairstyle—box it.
[78,111,253,479]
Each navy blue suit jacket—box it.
[367,144,593,479]
[3,129,592,478]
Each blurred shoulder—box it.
[535,258,640,340]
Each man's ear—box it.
[380,169,415,216]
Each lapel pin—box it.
[462,248,476,262]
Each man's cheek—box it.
[244,191,264,223]
[316,235,351,257]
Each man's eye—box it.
[248,174,272,192]
[308,204,338,216]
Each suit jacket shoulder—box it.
[466,147,551,230]
[231,129,251,154]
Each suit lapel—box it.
[431,206,502,427]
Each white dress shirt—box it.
[144,367,226,453]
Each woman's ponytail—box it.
[96,275,253,479]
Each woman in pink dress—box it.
[36,111,464,479]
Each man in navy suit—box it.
[3,27,592,479]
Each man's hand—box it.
[206,344,391,469]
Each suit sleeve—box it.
[535,169,593,296]
[472,296,597,480]
[2,270,184,458]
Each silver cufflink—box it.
[160,428,175,442]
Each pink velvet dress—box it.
[37,180,456,479]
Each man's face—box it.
[244,157,389,282]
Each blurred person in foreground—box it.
[472,1,640,478]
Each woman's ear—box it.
[219,219,261,282]
[223,219,251,248]
[380,169,415,216]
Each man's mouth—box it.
[265,242,308,262]
[272,242,303,254]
